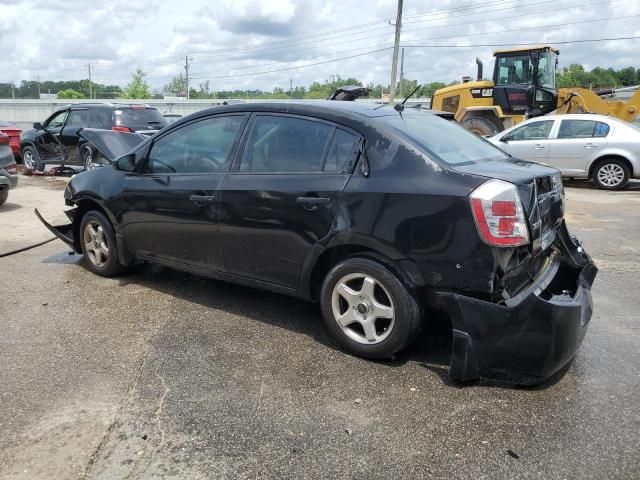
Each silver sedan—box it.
[488,114,640,190]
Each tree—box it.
[616,67,637,86]
[163,73,187,96]
[57,89,86,99]
[120,67,151,99]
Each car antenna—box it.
[394,84,421,113]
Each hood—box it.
[78,128,147,162]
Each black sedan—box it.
[37,101,597,384]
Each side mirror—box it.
[114,154,136,172]
[33,122,43,130]
[500,135,510,143]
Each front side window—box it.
[507,120,554,141]
[145,115,244,174]
[537,52,556,90]
[45,110,68,128]
[240,116,332,173]
[66,110,90,127]
[558,120,610,139]
[381,113,508,166]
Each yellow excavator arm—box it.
[555,87,640,123]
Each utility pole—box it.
[290,78,293,100]
[10,82,14,101]
[87,64,92,99]
[389,0,403,104]
[398,48,405,98]
[36,76,41,98]
[185,56,190,100]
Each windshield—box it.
[538,52,557,90]
[114,107,167,127]
[381,114,509,166]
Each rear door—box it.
[498,119,555,162]
[547,119,610,175]
[219,114,359,288]
[120,114,247,270]
[60,108,91,165]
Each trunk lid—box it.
[455,158,564,254]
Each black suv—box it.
[20,103,168,172]
[37,101,597,384]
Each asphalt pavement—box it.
[0,175,639,479]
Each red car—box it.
[0,121,22,157]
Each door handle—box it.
[296,196,331,210]
[584,143,598,148]
[189,194,216,204]
[532,144,545,149]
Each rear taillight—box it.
[469,179,529,247]
[0,135,8,144]
[112,126,132,133]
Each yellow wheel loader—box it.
[431,45,640,135]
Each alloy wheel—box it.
[597,163,625,187]
[331,273,395,344]
[83,221,109,268]
[23,149,35,170]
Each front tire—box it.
[0,189,8,206]
[460,115,502,136]
[320,257,422,359]
[79,210,125,276]
[592,159,630,190]
[22,145,42,173]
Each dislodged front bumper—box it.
[439,223,597,384]
[34,208,77,250]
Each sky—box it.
[1,0,639,93]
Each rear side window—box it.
[66,110,90,127]
[381,114,508,165]
[145,115,244,174]
[325,129,358,173]
[240,116,332,173]
[507,120,554,141]
[90,109,112,129]
[557,120,610,139]
[114,107,167,128]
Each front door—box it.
[500,119,555,163]
[547,119,610,175]
[219,114,360,288]
[120,114,248,271]
[36,109,68,163]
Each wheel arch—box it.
[71,198,118,250]
[588,154,634,179]
[303,240,426,302]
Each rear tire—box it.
[22,145,42,173]
[460,115,502,136]
[79,210,125,277]
[592,159,630,190]
[81,145,95,171]
[0,189,8,206]
[320,257,422,360]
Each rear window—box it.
[114,108,167,127]
[380,114,509,166]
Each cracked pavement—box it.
[1,175,639,479]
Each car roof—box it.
[188,100,438,120]
[528,113,619,122]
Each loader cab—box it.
[492,46,559,117]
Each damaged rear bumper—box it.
[34,208,77,251]
[439,223,597,384]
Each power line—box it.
[189,47,394,80]
[401,35,640,49]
